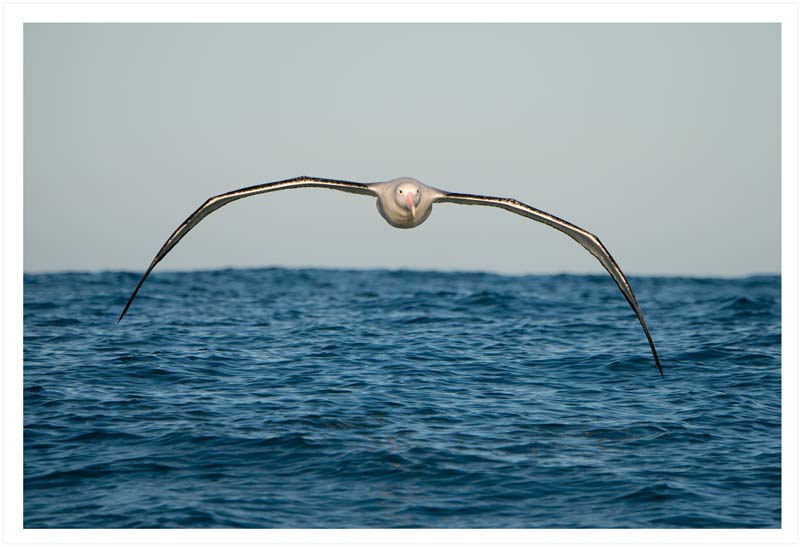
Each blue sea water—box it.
[23,268,781,528]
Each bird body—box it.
[374,177,441,228]
[119,175,663,376]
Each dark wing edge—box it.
[435,192,663,377]
[117,176,377,322]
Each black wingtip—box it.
[117,304,130,324]
[647,352,664,378]
[117,288,139,323]
[117,271,147,324]
[649,348,663,378]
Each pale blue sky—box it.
[24,23,780,276]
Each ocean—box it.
[23,268,781,528]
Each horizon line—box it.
[22,264,782,280]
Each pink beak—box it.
[405,192,416,218]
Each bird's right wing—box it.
[118,176,377,322]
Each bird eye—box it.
[399,190,403,194]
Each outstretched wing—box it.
[435,191,663,377]
[118,176,377,322]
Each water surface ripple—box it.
[24,268,781,528]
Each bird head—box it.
[395,181,421,218]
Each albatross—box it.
[118,176,663,377]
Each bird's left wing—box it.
[118,176,377,322]
[434,191,663,377]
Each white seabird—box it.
[118,176,663,376]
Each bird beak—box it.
[405,192,416,218]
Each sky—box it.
[23,23,780,276]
